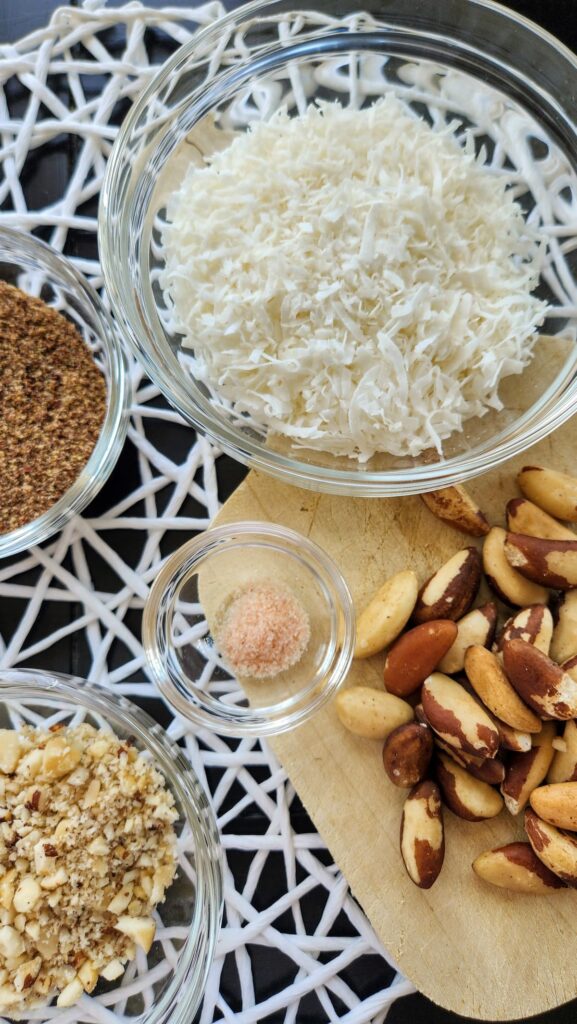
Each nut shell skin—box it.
[525,807,577,886]
[400,781,444,889]
[383,620,457,697]
[472,842,567,893]
[422,672,500,759]
[421,486,490,537]
[413,547,481,624]
[505,532,577,590]
[438,603,497,675]
[436,753,503,822]
[382,722,433,788]
[530,782,577,831]
[517,465,577,523]
[506,497,576,541]
[483,527,548,607]
[502,639,577,720]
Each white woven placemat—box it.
[0,4,414,1022]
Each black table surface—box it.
[2,2,577,1023]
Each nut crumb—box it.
[0,724,177,1012]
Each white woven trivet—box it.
[0,4,413,1022]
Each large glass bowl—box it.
[100,0,577,496]
[0,229,130,557]
[0,669,223,1024]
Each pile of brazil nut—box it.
[335,465,577,893]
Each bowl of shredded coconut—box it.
[101,0,577,495]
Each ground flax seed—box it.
[0,280,107,534]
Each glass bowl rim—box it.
[0,227,131,558]
[99,0,577,496]
[0,667,223,1024]
[142,521,356,737]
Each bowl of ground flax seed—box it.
[0,228,129,558]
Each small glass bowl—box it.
[0,669,223,1024]
[143,522,355,736]
[0,228,130,558]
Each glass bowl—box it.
[142,522,355,736]
[0,229,130,557]
[0,669,223,1024]
[101,0,577,496]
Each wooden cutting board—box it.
[213,418,577,1021]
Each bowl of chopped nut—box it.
[0,669,223,1022]
[0,228,130,558]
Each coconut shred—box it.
[160,95,546,462]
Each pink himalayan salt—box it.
[217,579,311,679]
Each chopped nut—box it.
[0,926,25,958]
[56,975,83,1008]
[17,750,42,780]
[41,737,81,782]
[83,778,100,808]
[13,878,41,914]
[87,836,108,856]
[87,739,109,761]
[40,868,67,891]
[36,935,58,960]
[100,958,124,981]
[13,957,41,992]
[114,916,156,953]
[0,732,21,775]
[77,959,98,993]
[0,983,22,1007]
[0,870,16,910]
[33,839,57,876]
[66,767,89,788]
[107,886,133,916]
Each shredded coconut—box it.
[216,580,310,679]
[161,95,547,461]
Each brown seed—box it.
[382,722,433,788]
[530,782,577,831]
[383,620,458,697]
[400,780,444,889]
[413,547,481,624]
[420,485,490,536]
[500,723,556,815]
[494,604,553,657]
[421,672,500,759]
[438,603,497,674]
[436,752,503,821]
[525,807,577,885]
[517,465,577,522]
[506,498,576,541]
[464,645,541,733]
[472,842,567,892]
[502,639,577,720]
[434,737,505,785]
[483,527,548,606]
[505,532,577,590]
